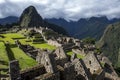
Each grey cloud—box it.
[0,0,120,21]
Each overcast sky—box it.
[0,0,120,21]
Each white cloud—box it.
[0,0,120,21]
[0,0,5,4]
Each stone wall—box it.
[15,40,38,59]
[63,62,76,80]
[47,40,62,47]
[34,72,60,80]
[38,50,57,73]
[9,60,21,80]
[54,47,67,59]
[95,70,105,80]
[72,58,91,80]
[72,48,86,56]
[20,65,46,80]
[83,52,103,74]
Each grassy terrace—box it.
[0,33,37,70]
[19,39,55,50]
[0,42,9,69]
[10,46,37,69]
[0,33,55,50]
[0,32,56,71]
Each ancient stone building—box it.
[83,52,103,74]
[72,58,91,80]
[54,47,67,59]
[37,50,57,73]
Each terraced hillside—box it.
[0,31,56,75]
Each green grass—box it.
[67,51,84,59]
[2,33,25,39]
[19,39,56,50]
[0,42,9,68]
[67,51,73,56]
[0,33,25,44]
[0,33,55,50]
[100,62,105,67]
[0,33,38,70]
[77,54,84,59]
[10,47,37,70]
[0,32,55,70]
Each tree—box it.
[82,37,96,44]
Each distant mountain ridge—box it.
[45,17,120,40]
[0,16,18,25]
[0,10,120,39]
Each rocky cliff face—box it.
[97,22,120,68]
[19,6,67,35]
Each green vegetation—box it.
[77,54,84,59]
[0,32,56,69]
[67,51,84,59]
[0,42,9,69]
[82,37,96,44]
[10,47,37,70]
[0,33,25,44]
[0,42,37,71]
[19,38,55,50]
[97,22,120,68]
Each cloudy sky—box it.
[0,0,120,21]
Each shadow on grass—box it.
[5,44,15,61]
[9,44,17,48]
[0,60,8,66]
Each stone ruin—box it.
[83,52,103,74]
[9,45,120,80]
[7,27,120,80]
[15,40,38,59]
[34,27,76,50]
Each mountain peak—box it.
[19,6,44,27]
[24,6,37,14]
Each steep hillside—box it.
[97,22,120,68]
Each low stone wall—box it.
[72,49,86,56]
[95,70,105,80]
[55,58,68,66]
[15,40,38,59]
[20,65,46,80]
[47,40,62,47]
[105,72,120,80]
[35,72,60,80]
